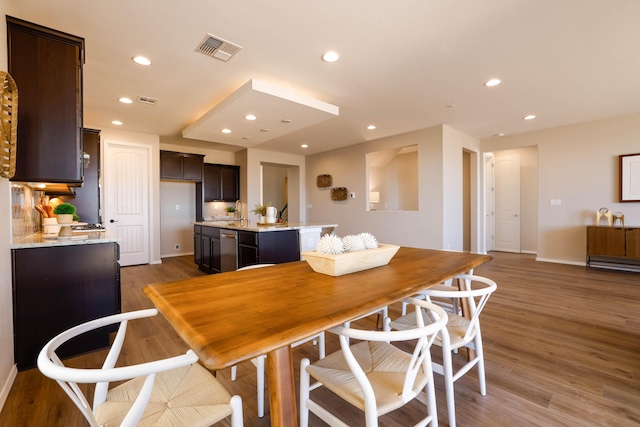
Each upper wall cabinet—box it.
[204,163,240,202]
[160,150,204,182]
[7,16,85,184]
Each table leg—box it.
[267,345,298,427]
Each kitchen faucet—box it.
[235,200,243,220]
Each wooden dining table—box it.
[143,246,492,426]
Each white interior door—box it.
[104,141,150,266]
[494,153,521,252]
[484,154,495,252]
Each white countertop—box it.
[11,231,121,249]
[195,220,338,233]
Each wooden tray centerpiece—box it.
[301,243,400,276]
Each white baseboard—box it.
[161,252,194,259]
[0,364,17,413]
[535,257,586,267]
[520,250,537,255]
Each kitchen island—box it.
[193,221,337,273]
[11,231,121,370]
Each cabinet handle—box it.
[110,219,118,223]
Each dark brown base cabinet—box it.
[12,243,121,371]
[194,225,221,274]
[194,226,300,273]
[586,226,640,272]
[237,230,300,269]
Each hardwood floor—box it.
[1,252,639,426]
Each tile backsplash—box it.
[11,183,45,239]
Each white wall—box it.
[159,140,239,243]
[262,165,288,215]
[0,0,17,407]
[306,125,483,251]
[160,181,196,257]
[245,148,306,223]
[483,113,640,264]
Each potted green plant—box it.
[251,202,272,223]
[53,202,77,224]
[226,206,236,217]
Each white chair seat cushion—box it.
[305,341,428,416]
[96,363,233,427]
[391,310,474,349]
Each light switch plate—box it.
[550,199,562,206]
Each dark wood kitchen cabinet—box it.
[204,163,240,202]
[195,163,240,221]
[160,151,204,181]
[237,229,300,269]
[194,225,221,273]
[586,226,640,272]
[69,129,101,224]
[7,16,85,184]
[12,242,121,371]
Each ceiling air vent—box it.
[137,95,158,105]
[195,34,242,62]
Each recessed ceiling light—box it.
[112,120,123,125]
[132,56,151,66]
[367,125,376,130]
[118,97,133,104]
[301,144,308,148]
[485,78,501,87]
[221,128,231,133]
[242,136,251,140]
[446,104,456,108]
[492,133,505,137]
[244,114,256,121]
[322,51,340,62]
[281,119,292,123]
[260,128,269,132]
[523,115,536,120]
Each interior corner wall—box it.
[442,126,482,252]
[482,113,640,264]
[246,149,305,223]
[305,125,481,250]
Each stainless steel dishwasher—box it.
[220,230,238,272]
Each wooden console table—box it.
[586,226,640,272]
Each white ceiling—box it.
[7,1,640,156]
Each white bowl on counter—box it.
[42,218,61,234]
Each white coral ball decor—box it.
[316,234,345,254]
[342,234,366,252]
[358,232,379,249]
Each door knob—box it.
[110,219,118,223]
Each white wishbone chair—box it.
[37,309,243,427]
[300,298,448,427]
[389,274,497,427]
